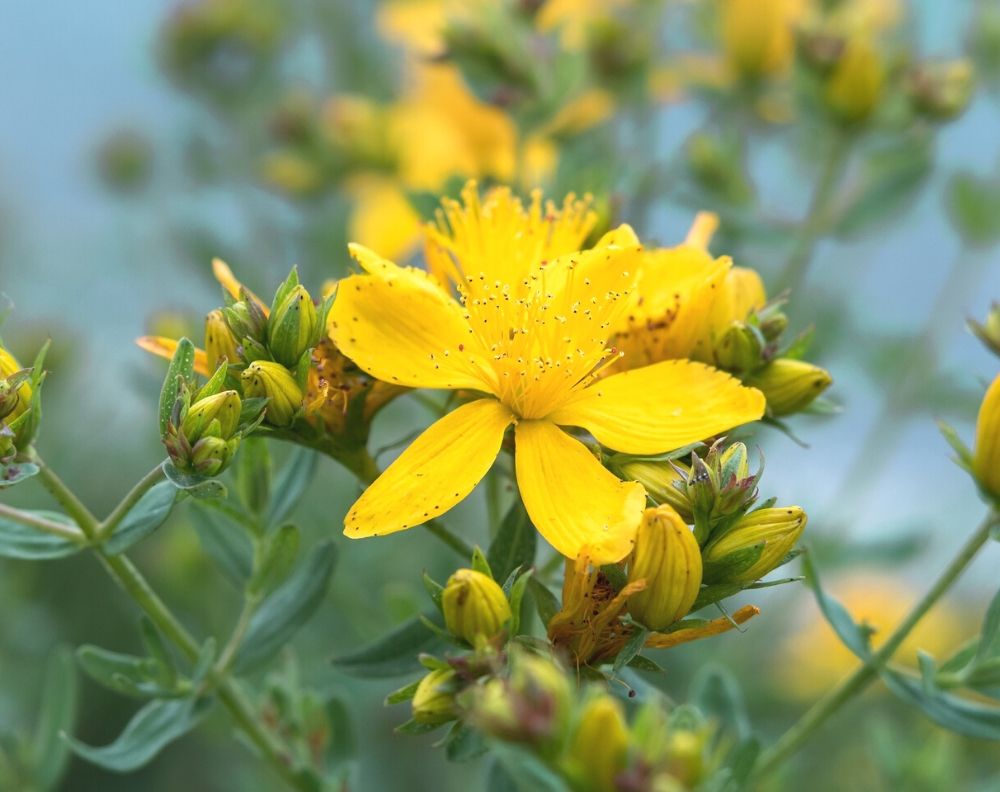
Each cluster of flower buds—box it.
[163,363,264,477]
[0,344,44,463]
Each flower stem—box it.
[98,462,168,540]
[215,593,261,676]
[28,451,310,791]
[0,502,88,543]
[753,510,999,782]
[776,133,851,297]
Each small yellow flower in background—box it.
[627,505,702,631]
[973,374,1000,500]
[720,0,804,80]
[330,184,765,563]
[823,37,885,123]
[442,568,512,646]
[781,574,967,699]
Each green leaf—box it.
[507,569,534,637]
[946,171,1000,248]
[626,655,665,674]
[0,461,39,489]
[613,626,649,674]
[691,665,751,740]
[487,500,537,583]
[63,697,211,773]
[471,546,493,578]
[191,507,253,587]
[332,611,447,678]
[76,645,158,698]
[249,523,301,596]
[140,618,177,687]
[491,744,568,792]
[163,461,227,499]
[236,540,338,673]
[444,722,488,762]
[423,571,444,610]
[883,670,1000,740]
[29,646,76,790]
[978,586,1000,662]
[528,578,560,628]
[395,718,442,735]
[801,552,873,659]
[158,338,196,438]
[384,680,421,706]
[104,481,178,555]
[0,511,83,560]
[266,447,318,526]
[324,696,356,767]
[235,437,271,517]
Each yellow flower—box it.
[330,185,765,563]
[824,37,885,123]
[614,213,767,369]
[974,373,1000,499]
[720,0,804,79]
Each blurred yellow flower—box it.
[973,373,1000,499]
[824,37,885,123]
[330,185,765,563]
[720,0,805,80]
[781,574,968,698]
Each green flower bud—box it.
[411,668,459,726]
[615,459,693,520]
[181,390,241,444]
[205,309,240,367]
[241,361,303,427]
[224,299,267,343]
[757,308,788,343]
[704,506,806,583]
[0,349,30,424]
[713,321,764,374]
[566,694,629,792]
[191,435,240,477]
[748,358,832,416]
[442,568,511,646]
[267,284,318,367]
[969,303,1000,358]
[627,506,703,631]
[824,38,885,124]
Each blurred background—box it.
[1,0,999,789]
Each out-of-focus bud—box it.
[627,506,703,631]
[713,321,765,374]
[907,59,975,121]
[748,358,832,416]
[241,361,303,426]
[181,390,241,444]
[704,506,806,583]
[973,374,1000,500]
[685,132,752,205]
[969,304,1000,358]
[566,694,630,792]
[824,38,885,123]
[267,284,318,367]
[613,459,693,520]
[261,150,324,198]
[797,28,847,74]
[205,309,240,367]
[468,652,572,750]
[720,0,796,80]
[411,668,459,726]
[95,128,154,194]
[665,727,710,787]
[442,568,512,646]
[758,307,789,342]
[970,2,1000,86]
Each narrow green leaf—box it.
[236,540,338,673]
[235,437,271,517]
[324,695,356,766]
[802,552,873,659]
[613,626,649,674]
[977,586,1000,662]
[491,744,568,792]
[528,578,560,628]
[444,722,488,762]
[104,482,178,555]
[76,645,158,699]
[626,655,665,674]
[0,511,82,560]
[140,618,177,687]
[62,697,211,773]
[883,670,1000,740]
[507,569,534,637]
[471,546,493,578]
[158,338,195,438]
[487,500,537,583]
[423,571,444,610]
[332,611,447,678]
[266,447,318,526]
[250,523,301,596]
[191,507,253,587]
[394,718,442,735]
[30,646,76,790]
[384,680,421,706]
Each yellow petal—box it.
[136,336,210,377]
[329,263,495,392]
[344,399,514,538]
[346,180,423,264]
[684,211,719,250]
[548,359,766,455]
[514,420,645,564]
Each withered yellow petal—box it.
[514,420,645,564]
[548,359,765,455]
[212,259,268,315]
[329,271,495,392]
[344,399,514,539]
[136,336,210,377]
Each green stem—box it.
[29,451,309,791]
[754,511,999,782]
[25,447,100,538]
[215,593,261,676]
[98,462,168,540]
[0,502,88,543]
[777,133,851,297]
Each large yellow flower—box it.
[329,186,765,563]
